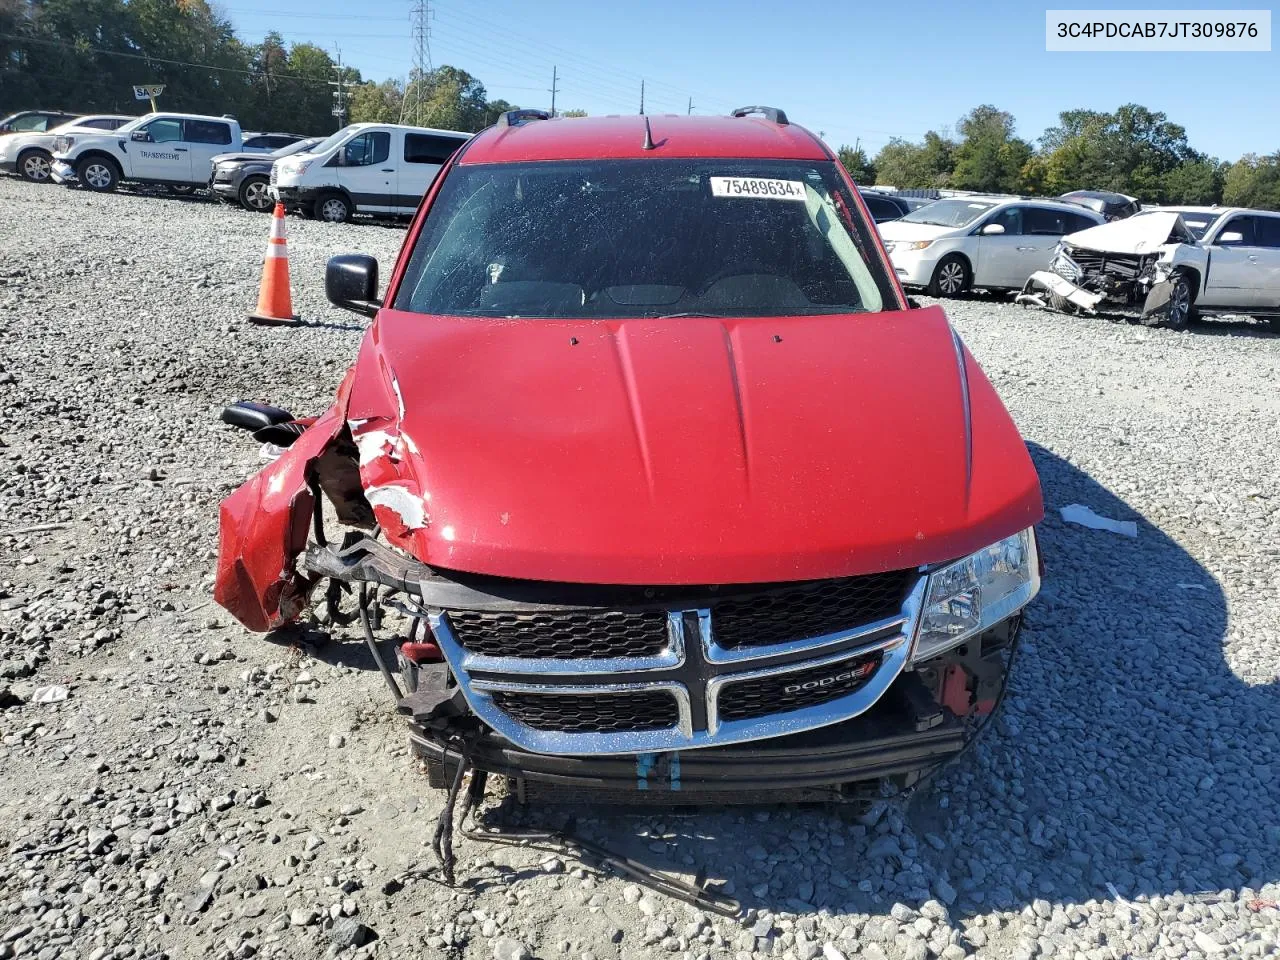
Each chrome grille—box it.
[448,608,669,659]
[428,572,925,756]
[491,689,678,732]
[269,165,278,185]
[710,572,910,649]
[715,650,882,723]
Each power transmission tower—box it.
[329,46,348,130]
[639,79,644,115]
[549,66,559,117]
[410,0,433,124]
[687,97,693,115]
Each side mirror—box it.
[979,222,1006,236]
[220,400,295,432]
[1217,231,1243,245]
[326,254,380,317]
[131,131,152,142]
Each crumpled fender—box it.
[214,402,347,632]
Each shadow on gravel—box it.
[574,443,1278,922]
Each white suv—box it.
[879,196,1104,296]
[0,114,133,182]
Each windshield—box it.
[273,138,321,158]
[306,125,360,157]
[394,159,897,319]
[900,199,996,228]
[112,116,147,134]
[1147,209,1222,241]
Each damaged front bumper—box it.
[1017,247,1179,321]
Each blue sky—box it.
[215,0,1279,160]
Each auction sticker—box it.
[710,176,807,200]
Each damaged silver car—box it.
[1019,206,1280,331]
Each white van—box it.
[269,123,470,222]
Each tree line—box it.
[836,104,1280,211]
[4,2,1276,210]
[0,0,522,134]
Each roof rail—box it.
[498,108,550,128]
[730,105,788,125]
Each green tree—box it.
[1161,158,1225,205]
[873,132,954,188]
[348,79,403,124]
[950,105,1031,194]
[559,108,588,118]
[402,65,489,131]
[837,144,875,184]
[1222,153,1280,210]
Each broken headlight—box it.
[912,529,1039,662]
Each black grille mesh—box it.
[448,609,669,659]
[491,690,678,733]
[710,571,911,649]
[718,651,884,723]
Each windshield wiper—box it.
[654,311,722,318]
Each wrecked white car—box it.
[1020,206,1280,331]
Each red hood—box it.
[347,304,1042,584]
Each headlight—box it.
[912,529,1039,663]
[898,240,935,251]
[291,159,312,175]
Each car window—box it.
[901,199,995,227]
[142,118,184,143]
[863,196,901,222]
[81,118,116,130]
[1156,209,1222,241]
[986,206,1024,236]
[1215,216,1255,246]
[343,131,391,166]
[13,114,52,132]
[405,133,466,165]
[243,135,271,148]
[395,158,899,319]
[1253,216,1280,249]
[1024,208,1073,236]
[186,120,233,145]
[1065,212,1099,233]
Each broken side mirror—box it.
[326,254,381,317]
[1217,231,1243,245]
[979,223,1006,236]
[220,401,295,432]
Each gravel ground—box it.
[1,176,1278,960]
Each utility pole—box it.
[329,46,348,130]
[687,97,693,115]
[410,0,433,125]
[639,79,645,115]
[549,66,559,117]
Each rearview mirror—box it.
[980,223,1006,236]
[1217,231,1243,245]
[130,131,152,142]
[326,254,380,317]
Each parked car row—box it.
[2,107,472,221]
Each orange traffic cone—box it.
[248,203,300,326]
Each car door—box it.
[1203,216,1263,308]
[399,132,466,212]
[1247,215,1280,309]
[336,130,394,212]
[129,117,193,182]
[1021,207,1093,278]
[185,120,234,183]
[973,205,1028,288]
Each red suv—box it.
[216,107,1043,802]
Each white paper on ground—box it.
[1060,504,1138,538]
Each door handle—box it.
[380,167,393,172]
[1016,246,1038,252]
[1248,255,1258,262]
[174,147,188,152]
